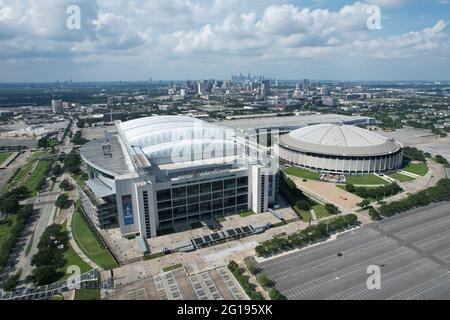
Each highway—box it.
[256,201,450,300]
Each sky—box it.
[0,0,449,82]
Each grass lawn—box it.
[216,216,226,222]
[294,206,312,222]
[239,210,255,218]
[144,252,165,261]
[345,174,389,186]
[402,163,428,176]
[72,210,118,270]
[0,215,17,249]
[74,289,100,300]
[162,263,183,272]
[389,172,415,182]
[57,242,92,281]
[24,160,52,194]
[24,230,35,256]
[313,205,330,219]
[0,152,12,166]
[7,161,33,190]
[284,167,320,180]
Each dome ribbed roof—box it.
[279,124,402,156]
[118,116,237,165]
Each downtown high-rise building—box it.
[261,80,271,97]
[51,99,64,114]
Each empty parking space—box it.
[256,202,450,300]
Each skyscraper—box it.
[51,99,64,114]
[261,80,271,97]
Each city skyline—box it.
[0,0,450,82]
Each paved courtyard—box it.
[288,175,363,213]
[256,201,450,300]
[109,267,247,300]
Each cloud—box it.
[0,0,448,80]
[365,0,409,7]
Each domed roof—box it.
[118,116,237,165]
[279,124,402,156]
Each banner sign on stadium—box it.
[122,195,134,225]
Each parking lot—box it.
[110,267,247,300]
[256,201,450,300]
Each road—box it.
[256,201,450,300]
[18,203,57,281]
[2,118,76,283]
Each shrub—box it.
[2,271,21,291]
[295,200,311,211]
[345,183,355,192]
[255,214,359,257]
[256,272,268,287]
[325,203,339,215]
[269,288,286,300]
[245,260,257,275]
[368,207,381,220]
[55,193,69,209]
[228,260,265,300]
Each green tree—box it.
[256,272,268,287]
[295,200,311,211]
[37,137,49,148]
[325,203,339,215]
[245,260,257,275]
[55,194,69,209]
[269,288,286,300]
[357,199,371,209]
[29,266,60,286]
[345,183,355,192]
[368,207,381,220]
[63,151,82,174]
[60,179,73,191]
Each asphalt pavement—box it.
[256,201,450,300]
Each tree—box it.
[51,164,62,176]
[63,151,82,174]
[2,271,21,291]
[55,194,69,209]
[37,137,49,148]
[245,260,257,275]
[269,288,286,300]
[345,183,355,192]
[60,179,74,191]
[357,199,371,209]
[31,247,65,268]
[0,197,19,214]
[325,203,339,215]
[256,272,268,287]
[29,266,60,286]
[295,199,311,211]
[368,207,381,220]
[71,131,88,145]
[435,155,449,166]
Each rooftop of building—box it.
[279,124,403,157]
[117,115,238,166]
[80,135,133,176]
[218,113,374,131]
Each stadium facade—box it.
[79,116,276,238]
[276,124,403,174]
